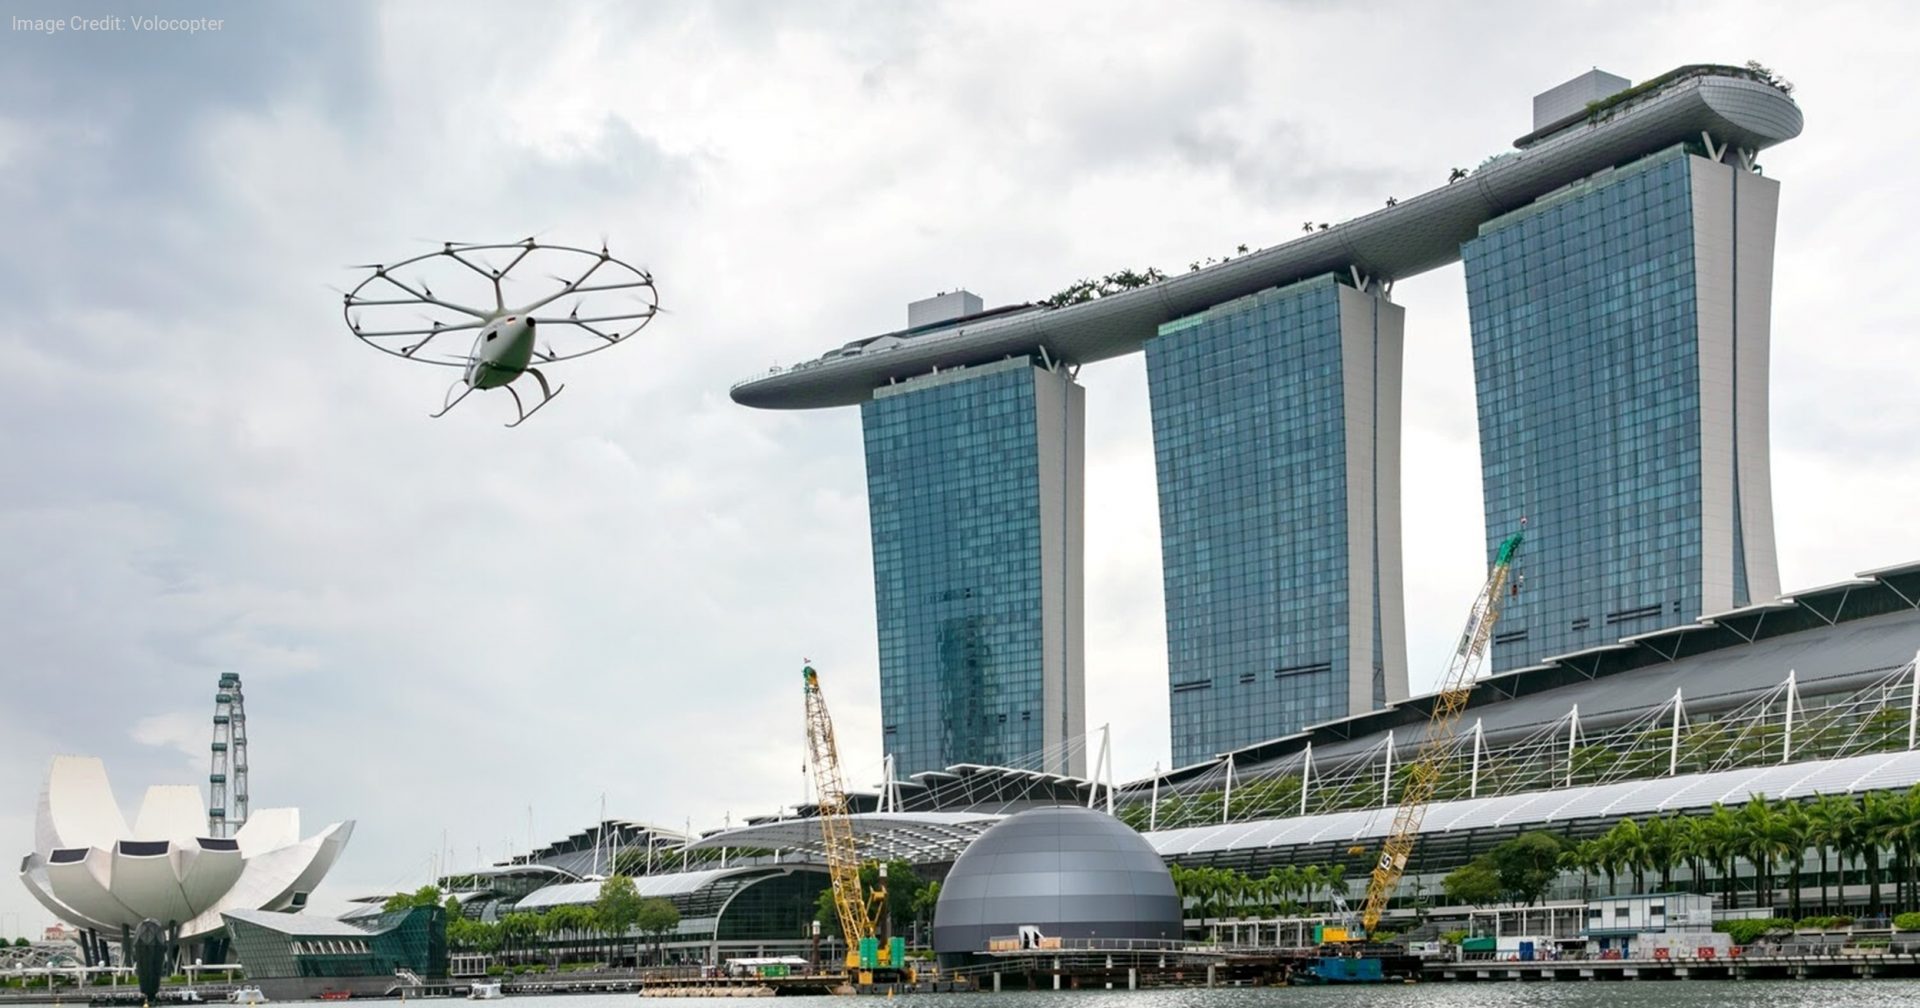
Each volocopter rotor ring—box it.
[341,238,659,368]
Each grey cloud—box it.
[4,0,1920,933]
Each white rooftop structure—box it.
[17,756,353,941]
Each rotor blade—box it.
[530,311,654,326]
[359,320,484,338]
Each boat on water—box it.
[467,980,505,1000]
[1291,956,1388,984]
[318,992,353,1001]
[227,987,270,1004]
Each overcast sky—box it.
[4,0,1919,934]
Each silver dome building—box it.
[931,806,1180,961]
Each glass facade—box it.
[1148,274,1405,767]
[1464,143,1778,671]
[863,357,1084,777]
[714,872,830,942]
[224,905,446,980]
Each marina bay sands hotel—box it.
[732,65,1804,777]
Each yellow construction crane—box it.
[1359,527,1525,934]
[801,664,900,976]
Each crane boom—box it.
[801,665,880,956]
[1360,528,1524,933]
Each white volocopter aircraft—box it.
[342,238,658,427]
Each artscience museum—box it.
[16,755,352,962]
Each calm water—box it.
[426,984,1920,1008]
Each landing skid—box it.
[503,367,565,428]
[430,379,477,419]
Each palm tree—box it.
[1327,864,1349,913]
[1698,803,1742,905]
[1774,800,1812,920]
[1890,785,1920,914]
[1560,840,1602,901]
[1861,792,1899,916]
[1590,832,1619,896]
[1643,815,1680,891]
[1806,793,1848,914]
[1300,865,1328,916]
[1610,818,1651,892]
[1667,814,1706,895]
[1825,794,1865,916]
[1739,796,1782,912]
[1274,864,1302,913]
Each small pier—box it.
[1425,948,1920,982]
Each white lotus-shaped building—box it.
[17,756,352,940]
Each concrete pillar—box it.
[992,972,1000,992]
[1207,964,1216,988]
[1128,968,1137,990]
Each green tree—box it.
[11,937,27,948]
[1737,797,1782,911]
[596,876,643,965]
[1609,818,1651,893]
[910,881,942,930]
[1489,832,1564,905]
[383,884,444,913]
[1697,803,1742,904]
[1560,840,1603,902]
[633,898,680,965]
[1774,800,1811,920]
[1861,791,1900,915]
[1443,859,1501,906]
[1643,815,1682,891]
[499,912,542,964]
[1888,786,1920,914]
[1807,793,1850,914]
[810,860,932,937]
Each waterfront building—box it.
[222,906,443,1000]
[1148,274,1406,766]
[696,565,1920,931]
[731,63,1803,768]
[1465,138,1782,671]
[862,344,1086,778]
[17,755,352,966]
[931,805,1180,965]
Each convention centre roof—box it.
[682,749,1920,868]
